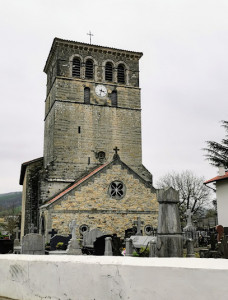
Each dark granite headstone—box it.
[0,239,13,254]
[125,227,137,238]
[50,234,72,250]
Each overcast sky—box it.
[0,0,228,193]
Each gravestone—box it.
[125,238,133,256]
[183,209,197,245]
[50,234,71,250]
[104,237,113,256]
[125,227,137,238]
[133,217,144,236]
[216,225,228,259]
[216,225,224,242]
[156,188,183,257]
[66,220,81,255]
[0,239,13,254]
[149,240,156,257]
[82,228,106,248]
[93,234,122,256]
[21,233,45,255]
[13,227,20,247]
[186,239,195,257]
[29,223,37,233]
[130,235,156,249]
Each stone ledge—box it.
[1,255,228,300]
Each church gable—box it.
[43,157,155,209]
[42,159,158,237]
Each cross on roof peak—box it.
[113,146,120,160]
[113,146,119,155]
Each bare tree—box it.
[156,170,212,219]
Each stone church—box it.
[19,38,158,240]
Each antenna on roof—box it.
[87,31,94,44]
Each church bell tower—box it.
[43,38,152,194]
[20,38,156,237]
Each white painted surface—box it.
[217,180,228,227]
[1,255,228,300]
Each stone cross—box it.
[29,223,35,233]
[13,227,20,240]
[133,217,144,236]
[113,146,119,155]
[87,31,94,44]
[69,220,78,240]
[186,209,193,226]
[48,229,58,238]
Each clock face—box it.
[95,85,107,97]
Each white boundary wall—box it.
[1,255,228,300]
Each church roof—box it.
[44,37,143,73]
[43,163,108,207]
[204,171,228,184]
[19,157,43,185]
[41,156,155,208]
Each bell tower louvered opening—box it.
[117,64,125,84]
[111,90,117,107]
[105,62,113,81]
[85,59,94,79]
[72,58,81,78]
[84,87,90,104]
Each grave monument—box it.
[66,220,81,255]
[156,188,183,257]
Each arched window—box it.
[105,62,113,81]
[85,59,94,79]
[117,64,125,84]
[72,57,81,78]
[84,87,90,104]
[111,90,117,107]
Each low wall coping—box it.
[1,254,228,270]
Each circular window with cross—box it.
[108,181,126,200]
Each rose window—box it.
[108,181,125,200]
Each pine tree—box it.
[204,120,228,169]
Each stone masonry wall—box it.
[44,164,158,238]
[44,102,142,181]
[43,40,143,183]
[21,159,43,236]
[46,41,141,94]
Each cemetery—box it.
[1,36,228,299]
[1,188,228,299]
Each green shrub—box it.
[139,247,149,257]
[132,251,139,257]
[56,242,64,249]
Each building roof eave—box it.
[43,37,143,73]
[204,172,228,185]
[19,157,43,185]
